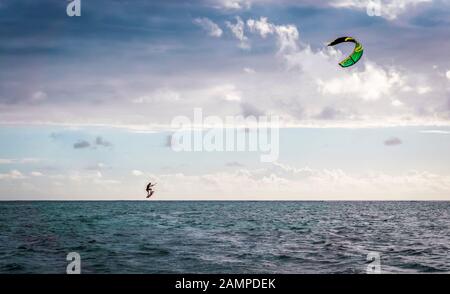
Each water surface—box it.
[0,201,449,273]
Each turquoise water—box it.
[0,201,449,273]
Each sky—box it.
[1,0,450,200]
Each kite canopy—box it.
[328,37,364,68]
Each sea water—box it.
[0,201,449,273]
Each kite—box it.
[328,37,364,68]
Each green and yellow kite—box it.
[328,36,364,68]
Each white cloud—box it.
[132,88,180,104]
[20,158,42,164]
[247,17,274,38]
[446,70,450,80]
[226,16,249,49]
[30,91,47,102]
[30,171,44,177]
[132,170,144,176]
[145,163,450,200]
[209,84,242,101]
[0,170,26,180]
[194,17,223,37]
[122,16,443,128]
[420,130,450,135]
[213,0,252,10]
[317,62,405,101]
[0,158,42,164]
[247,17,299,53]
[272,24,299,53]
[243,67,256,74]
[0,15,446,130]
[52,170,121,188]
[391,99,404,107]
[331,0,432,20]
[68,171,103,182]
[417,86,431,95]
[4,162,450,200]
[86,162,107,170]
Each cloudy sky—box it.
[1,0,450,200]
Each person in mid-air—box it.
[146,182,156,198]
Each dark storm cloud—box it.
[241,102,264,117]
[95,136,112,147]
[50,132,63,140]
[73,140,91,149]
[1,0,448,66]
[384,137,402,146]
[0,0,217,106]
[0,0,209,56]
[315,106,342,120]
[73,136,112,149]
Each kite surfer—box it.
[146,181,156,198]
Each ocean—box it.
[0,201,449,274]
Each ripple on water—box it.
[0,201,449,273]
